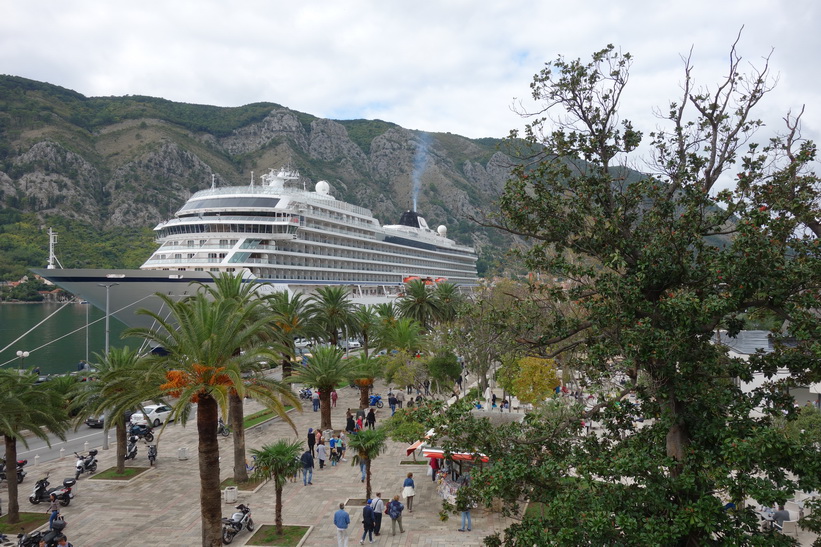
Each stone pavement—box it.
[1,379,514,546]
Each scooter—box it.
[368,393,384,408]
[29,473,75,506]
[74,449,98,480]
[0,457,27,484]
[221,503,254,544]
[217,417,231,437]
[129,423,155,442]
[298,387,312,400]
[147,444,157,466]
[124,436,138,461]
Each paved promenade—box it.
[1,380,514,546]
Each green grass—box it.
[524,501,547,518]
[400,460,428,465]
[91,467,150,480]
[220,476,267,491]
[243,406,293,429]
[0,512,49,535]
[247,524,309,546]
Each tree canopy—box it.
[446,39,821,546]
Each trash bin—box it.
[178,447,188,460]
[224,486,238,503]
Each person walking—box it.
[331,389,338,408]
[456,485,473,532]
[356,415,364,432]
[47,494,60,530]
[429,456,439,481]
[402,472,416,512]
[339,433,348,462]
[346,411,356,434]
[359,456,368,482]
[360,499,375,544]
[371,493,384,536]
[300,448,314,486]
[307,427,316,457]
[388,495,405,536]
[366,408,376,430]
[396,390,405,409]
[312,389,320,412]
[333,502,351,547]
[388,393,397,416]
[317,440,327,469]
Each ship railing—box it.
[190,186,373,217]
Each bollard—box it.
[83,441,89,452]
[33,454,39,467]
[59,448,65,460]
[178,447,188,461]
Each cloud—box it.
[1,0,818,149]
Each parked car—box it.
[85,410,135,428]
[130,404,173,427]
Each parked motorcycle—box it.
[17,515,66,546]
[74,449,98,480]
[221,503,254,544]
[298,387,312,400]
[124,436,138,461]
[368,393,384,408]
[0,457,27,484]
[147,444,157,466]
[29,473,75,506]
[217,417,231,437]
[129,423,154,442]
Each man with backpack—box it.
[387,495,405,536]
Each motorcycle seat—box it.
[63,478,77,487]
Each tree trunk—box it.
[230,391,248,483]
[197,395,223,547]
[320,390,333,431]
[365,460,372,500]
[4,435,19,524]
[115,420,126,474]
[275,483,283,535]
[665,396,688,477]
[281,356,293,406]
[359,385,369,410]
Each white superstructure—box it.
[33,168,478,328]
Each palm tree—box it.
[0,370,69,524]
[196,272,285,483]
[347,428,389,499]
[306,286,356,346]
[431,281,463,324]
[398,279,440,330]
[72,346,159,474]
[289,344,359,430]
[267,291,318,383]
[251,440,303,535]
[350,354,384,410]
[376,317,429,355]
[126,293,297,546]
[353,305,378,358]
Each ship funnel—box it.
[398,210,421,228]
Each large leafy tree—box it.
[127,293,296,546]
[289,344,358,430]
[460,40,821,545]
[347,428,389,500]
[0,370,69,524]
[251,439,302,535]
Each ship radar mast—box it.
[47,227,64,269]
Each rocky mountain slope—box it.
[0,75,516,276]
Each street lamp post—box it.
[98,283,119,356]
[16,350,29,372]
[97,282,118,452]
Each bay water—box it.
[0,302,138,375]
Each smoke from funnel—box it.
[411,133,431,211]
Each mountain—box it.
[0,75,516,279]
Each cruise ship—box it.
[33,168,479,328]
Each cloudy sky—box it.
[2,0,819,149]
